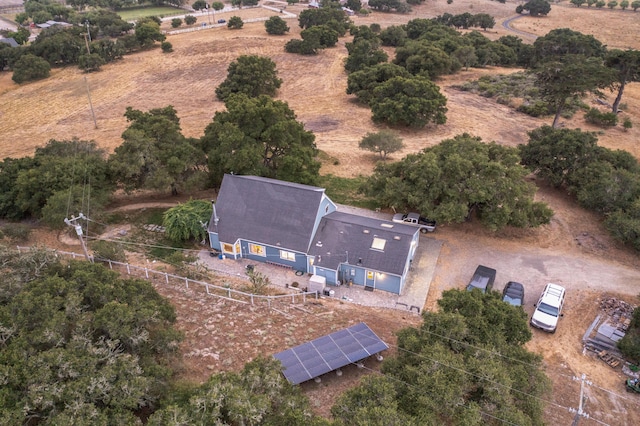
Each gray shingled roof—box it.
[308,211,418,276]
[0,37,18,48]
[210,174,325,253]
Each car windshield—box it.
[537,302,559,317]
[503,295,522,306]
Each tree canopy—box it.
[359,130,405,160]
[534,54,615,127]
[517,0,551,16]
[265,15,290,35]
[346,63,412,104]
[0,139,111,221]
[532,28,607,65]
[201,94,320,187]
[163,199,213,243]
[0,257,182,423]
[108,106,207,195]
[605,49,640,113]
[332,289,548,425]
[148,357,330,425]
[215,55,283,101]
[369,76,448,128]
[520,126,640,249]
[363,134,553,230]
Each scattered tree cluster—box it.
[363,134,553,230]
[0,256,183,423]
[3,4,165,81]
[148,357,329,425]
[520,126,640,249]
[285,7,351,55]
[0,55,319,223]
[332,290,549,425]
[342,17,535,127]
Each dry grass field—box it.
[1,1,639,171]
[3,1,640,423]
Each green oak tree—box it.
[0,259,182,423]
[362,134,553,230]
[333,289,548,425]
[301,25,339,48]
[359,130,404,160]
[517,0,551,16]
[346,62,412,104]
[532,28,606,65]
[108,106,207,195]
[534,54,615,127]
[148,357,330,425]
[135,18,166,48]
[11,53,50,83]
[394,40,458,79]
[379,25,408,47]
[201,94,320,187]
[519,126,600,188]
[0,139,112,220]
[344,38,388,73]
[215,55,282,101]
[163,199,213,242]
[605,49,640,113]
[369,76,448,128]
[227,15,244,29]
[265,15,290,35]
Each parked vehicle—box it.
[502,281,525,307]
[392,212,436,233]
[530,283,566,333]
[466,265,496,293]
[626,378,640,393]
[218,19,226,23]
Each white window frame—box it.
[249,243,266,257]
[280,250,296,261]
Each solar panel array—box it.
[273,322,388,385]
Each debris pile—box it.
[599,297,635,332]
[582,297,637,369]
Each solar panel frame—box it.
[273,322,389,385]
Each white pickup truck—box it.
[392,212,437,233]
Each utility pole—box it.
[85,20,91,43]
[84,76,98,129]
[64,214,93,262]
[570,373,592,425]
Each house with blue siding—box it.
[208,174,420,295]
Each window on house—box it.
[222,243,234,253]
[280,250,295,261]
[367,271,374,280]
[371,237,386,251]
[249,244,266,257]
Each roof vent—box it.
[393,235,401,240]
[315,241,323,247]
[381,223,393,228]
[363,229,370,234]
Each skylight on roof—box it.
[371,237,386,251]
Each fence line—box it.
[166,5,296,35]
[15,246,318,311]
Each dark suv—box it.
[466,265,497,293]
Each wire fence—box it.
[15,246,319,313]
